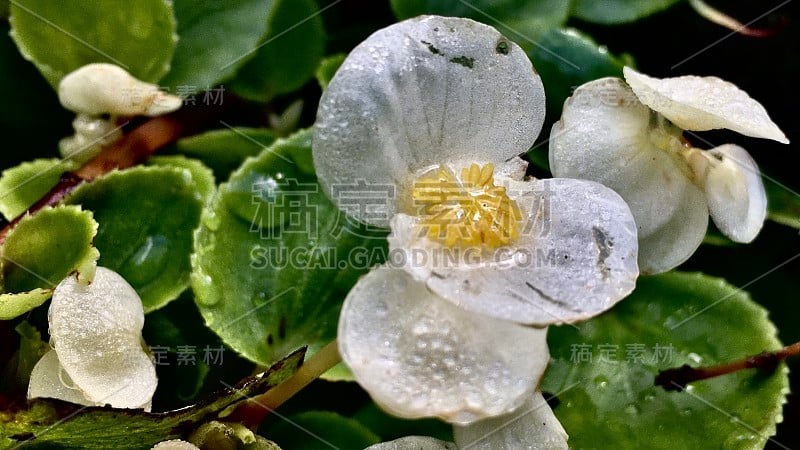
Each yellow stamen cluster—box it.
[411,162,522,249]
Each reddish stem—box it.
[657,341,800,391]
[0,98,242,244]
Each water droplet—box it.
[251,291,267,306]
[624,404,639,415]
[594,375,609,389]
[202,210,220,231]
[680,408,692,417]
[193,273,221,306]
[688,352,703,364]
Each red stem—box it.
[656,341,800,391]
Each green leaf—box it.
[175,127,278,181]
[9,0,177,88]
[0,159,78,220]
[0,348,305,449]
[64,164,210,312]
[390,0,571,45]
[0,206,98,320]
[228,0,326,102]
[160,0,276,92]
[315,53,345,90]
[542,272,788,449]
[148,156,217,204]
[265,411,380,450]
[572,0,683,24]
[192,129,388,366]
[765,179,800,230]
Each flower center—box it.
[410,162,522,249]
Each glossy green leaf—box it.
[148,156,217,204]
[572,0,683,24]
[315,53,345,90]
[192,129,388,366]
[64,164,211,312]
[175,127,278,181]
[0,206,98,320]
[0,349,304,449]
[160,0,275,92]
[228,0,326,102]
[542,272,789,449]
[390,0,571,45]
[765,179,800,230]
[265,411,380,450]
[9,0,176,88]
[0,159,78,220]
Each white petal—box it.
[313,16,545,226]
[49,267,157,409]
[703,144,766,243]
[27,350,91,406]
[338,266,549,424]
[453,391,568,450]
[151,440,200,450]
[365,437,457,450]
[391,178,638,326]
[623,67,789,143]
[549,77,709,274]
[637,188,708,275]
[59,63,182,117]
[549,77,651,190]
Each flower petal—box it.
[27,350,90,406]
[623,67,789,143]
[151,440,201,450]
[702,144,766,243]
[314,16,545,226]
[549,77,709,274]
[636,183,708,275]
[365,436,457,450]
[338,266,549,424]
[49,267,157,409]
[59,63,182,117]
[390,178,638,325]
[453,391,568,449]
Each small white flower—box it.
[58,63,182,117]
[314,16,639,424]
[550,67,788,274]
[57,63,182,163]
[27,267,157,410]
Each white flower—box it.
[27,267,157,410]
[550,67,788,274]
[314,15,638,425]
[57,63,182,163]
[366,436,457,450]
[58,63,182,117]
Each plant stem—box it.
[0,98,243,244]
[230,340,342,429]
[656,340,800,391]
